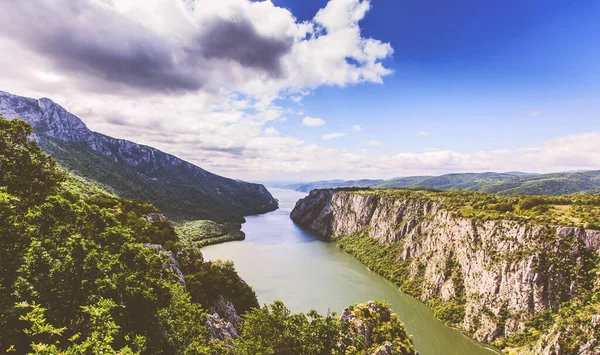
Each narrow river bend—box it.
[202,188,500,355]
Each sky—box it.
[0,0,599,181]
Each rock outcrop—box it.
[291,189,600,351]
[338,300,417,355]
[0,90,278,222]
[144,243,187,286]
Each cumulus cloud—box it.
[322,132,346,140]
[367,140,383,147]
[302,116,326,127]
[417,130,431,136]
[264,127,279,136]
[352,125,362,131]
[0,0,398,180]
[0,0,392,96]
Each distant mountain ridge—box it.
[0,90,278,222]
[276,170,600,195]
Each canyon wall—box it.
[291,189,600,353]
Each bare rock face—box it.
[143,243,186,286]
[210,295,242,328]
[205,313,238,341]
[291,189,599,346]
[338,301,416,355]
[143,213,167,223]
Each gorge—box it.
[202,188,501,355]
[290,188,600,354]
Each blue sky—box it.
[2,0,599,180]
[270,0,600,156]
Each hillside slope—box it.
[291,188,600,354]
[282,171,600,195]
[0,90,277,222]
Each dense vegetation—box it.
[232,300,415,355]
[349,188,600,229]
[39,138,276,223]
[0,116,416,354]
[282,171,600,196]
[0,117,258,353]
[175,220,245,248]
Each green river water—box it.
[202,188,501,355]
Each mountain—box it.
[0,90,278,222]
[282,171,600,195]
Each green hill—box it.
[282,171,600,195]
[0,90,278,223]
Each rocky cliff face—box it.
[291,189,600,352]
[0,90,278,222]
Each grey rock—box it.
[292,189,599,344]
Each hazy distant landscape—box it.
[272,170,600,195]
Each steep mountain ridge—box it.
[0,90,277,222]
[291,189,600,354]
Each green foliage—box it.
[288,171,600,196]
[336,301,416,355]
[175,220,244,247]
[432,302,466,326]
[337,232,423,298]
[0,116,248,354]
[0,118,65,205]
[183,259,258,315]
[16,299,142,355]
[231,301,340,355]
[231,300,416,355]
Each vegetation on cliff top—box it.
[346,188,600,229]
[283,171,600,196]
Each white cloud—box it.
[264,127,279,136]
[290,96,302,103]
[302,116,326,127]
[417,130,430,136]
[322,132,346,140]
[367,140,383,147]
[527,110,542,117]
[352,125,361,131]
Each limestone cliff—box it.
[291,189,600,353]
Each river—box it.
[202,188,500,355]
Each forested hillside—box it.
[281,171,600,195]
[0,90,278,223]
[0,116,416,354]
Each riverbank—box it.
[202,188,500,355]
